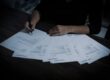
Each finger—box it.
[49,26,59,33]
[50,33,61,36]
[32,25,35,30]
[49,29,59,35]
[50,31,67,36]
[49,29,61,36]
[25,22,31,30]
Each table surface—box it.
[0,7,110,80]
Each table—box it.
[0,7,110,80]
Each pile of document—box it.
[0,29,110,64]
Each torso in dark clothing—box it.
[35,0,102,34]
[36,0,90,25]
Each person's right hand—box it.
[25,21,36,31]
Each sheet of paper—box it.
[0,29,49,60]
[0,29,110,64]
[68,35,110,64]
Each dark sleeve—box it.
[34,0,50,21]
[34,0,48,14]
[88,0,103,34]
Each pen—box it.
[28,16,33,33]
[29,21,33,33]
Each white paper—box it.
[0,29,49,60]
[0,29,110,64]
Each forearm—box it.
[31,10,40,25]
[60,25,90,34]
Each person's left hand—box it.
[48,25,69,36]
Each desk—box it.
[0,7,110,80]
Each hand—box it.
[25,21,36,31]
[49,25,69,36]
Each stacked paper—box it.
[0,29,110,64]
